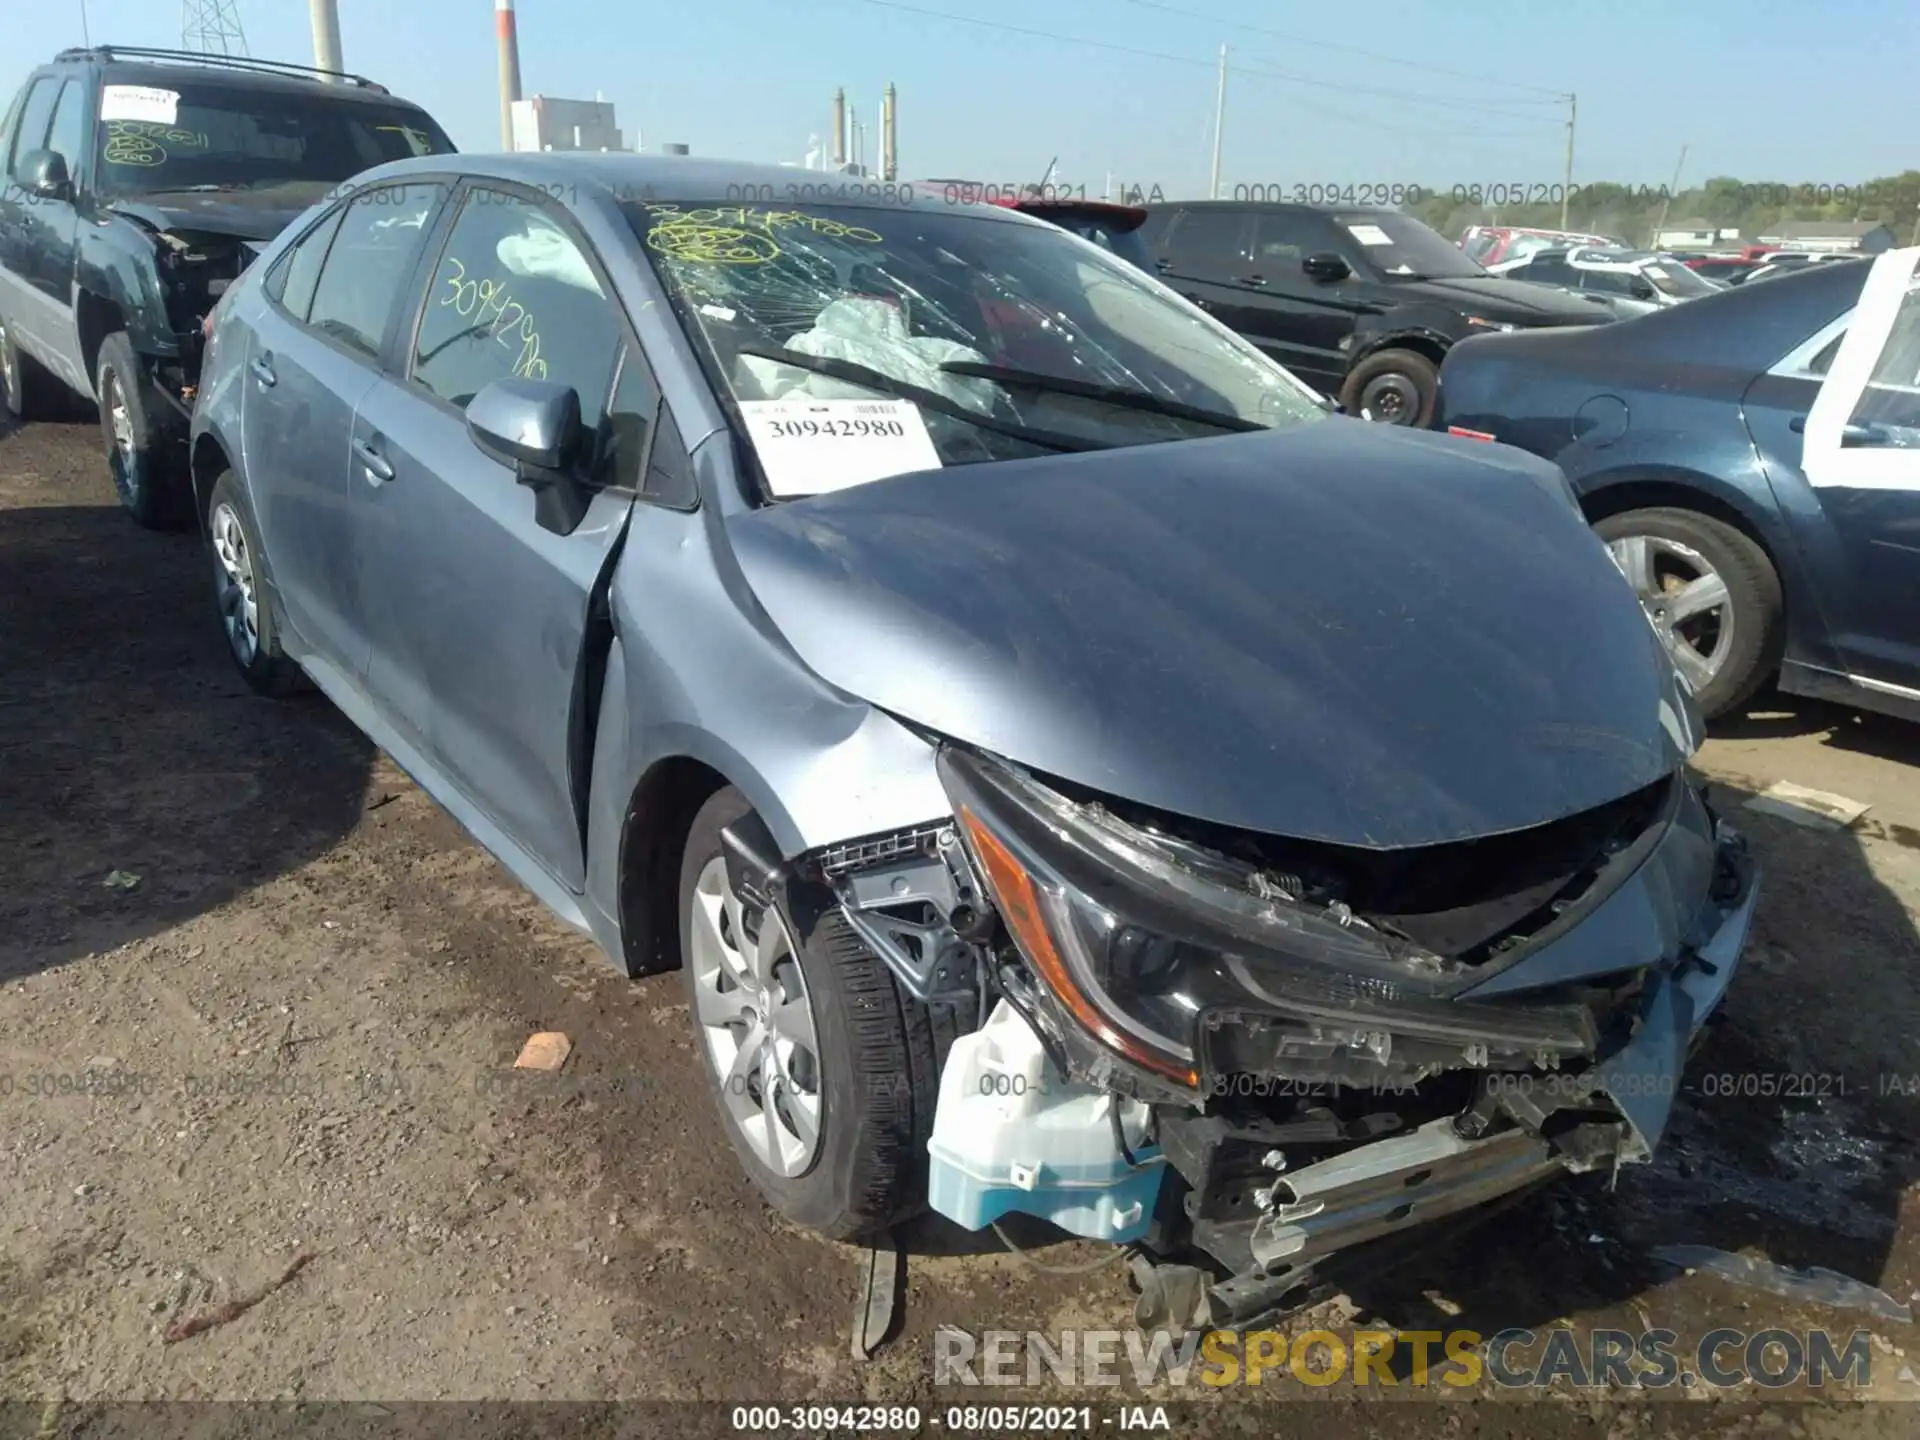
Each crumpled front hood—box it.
[109,182,332,242]
[728,421,1681,849]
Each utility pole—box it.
[308,0,343,78]
[1643,142,1689,249]
[1209,44,1228,200]
[1560,93,1577,229]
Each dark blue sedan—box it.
[1437,250,1920,721]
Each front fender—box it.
[78,220,176,356]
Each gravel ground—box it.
[1,408,1916,1436]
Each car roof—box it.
[1143,199,1396,217]
[45,47,410,105]
[357,152,1052,218]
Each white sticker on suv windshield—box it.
[739,399,940,496]
[1346,223,1394,246]
[100,86,180,124]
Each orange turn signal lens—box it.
[958,804,1198,1088]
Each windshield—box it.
[1023,209,1152,271]
[625,201,1327,492]
[1335,212,1487,279]
[1640,260,1721,298]
[93,81,453,198]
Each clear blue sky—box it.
[8,0,1910,197]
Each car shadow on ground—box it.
[1718,687,1920,768]
[0,459,376,984]
[1332,773,1919,1362]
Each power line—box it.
[837,0,1563,136]
[1113,0,1572,100]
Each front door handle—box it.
[1240,274,1267,287]
[352,437,394,483]
[249,355,276,386]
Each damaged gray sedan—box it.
[188,154,1756,1327]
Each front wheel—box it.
[678,787,954,1239]
[1340,348,1440,428]
[96,332,188,529]
[1592,506,1783,720]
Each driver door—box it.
[1801,246,1920,691]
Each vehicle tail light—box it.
[1447,426,1496,442]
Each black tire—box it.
[678,787,961,1240]
[0,308,56,423]
[95,331,189,529]
[1591,506,1784,720]
[205,470,304,696]
[1340,348,1440,428]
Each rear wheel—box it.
[1592,506,1783,719]
[96,331,189,529]
[206,470,304,696]
[678,787,958,1239]
[1340,348,1439,428]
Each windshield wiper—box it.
[938,360,1267,433]
[733,344,1098,452]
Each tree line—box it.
[1404,171,1920,248]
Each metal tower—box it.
[182,0,250,55]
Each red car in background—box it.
[1460,224,1620,265]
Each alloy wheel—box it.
[1606,533,1734,694]
[688,854,824,1177]
[105,372,137,504]
[1358,371,1420,425]
[0,321,17,412]
[209,501,260,665]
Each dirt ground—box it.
[1,407,1917,1436]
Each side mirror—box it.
[466,377,592,535]
[1302,252,1350,283]
[1628,277,1657,301]
[19,149,72,201]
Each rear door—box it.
[241,181,447,674]
[1149,207,1249,322]
[1800,246,1920,690]
[347,182,639,891]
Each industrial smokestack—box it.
[496,0,524,151]
[832,89,846,167]
[308,0,344,80]
[882,83,896,182]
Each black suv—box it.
[1139,202,1611,427]
[0,46,454,524]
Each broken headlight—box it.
[938,747,1596,1093]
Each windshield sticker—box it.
[699,303,738,322]
[738,398,940,496]
[645,206,883,266]
[100,85,180,124]
[1346,223,1394,247]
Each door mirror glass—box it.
[467,376,582,473]
[19,148,70,199]
[1302,252,1350,283]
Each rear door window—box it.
[305,183,446,359]
[1162,210,1247,276]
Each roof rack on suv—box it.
[53,45,389,93]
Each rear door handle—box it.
[352,436,394,483]
[249,355,276,386]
